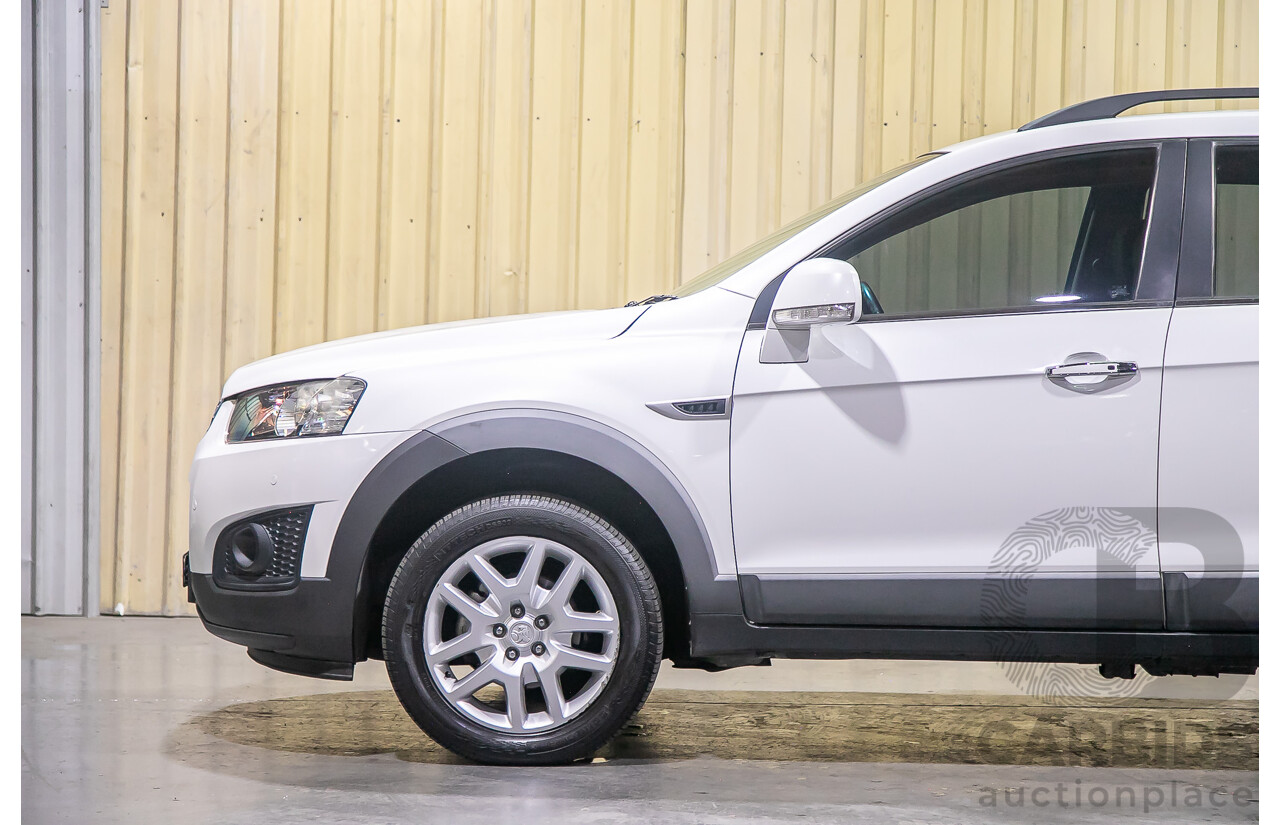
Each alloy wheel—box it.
[422,536,621,733]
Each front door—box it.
[730,142,1185,630]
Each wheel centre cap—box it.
[508,620,536,646]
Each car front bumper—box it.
[187,403,419,676]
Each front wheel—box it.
[382,495,663,765]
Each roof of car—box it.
[932,88,1258,160]
[936,109,1257,162]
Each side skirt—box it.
[689,613,1258,674]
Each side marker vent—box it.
[646,398,732,421]
[674,400,727,416]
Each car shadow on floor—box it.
[172,687,1256,771]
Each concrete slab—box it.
[22,616,1258,823]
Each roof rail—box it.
[1019,87,1258,131]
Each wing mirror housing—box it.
[761,258,863,364]
[770,258,863,328]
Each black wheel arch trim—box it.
[329,430,468,663]
[332,409,741,663]
[428,410,742,613]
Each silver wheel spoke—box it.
[445,660,499,698]
[503,670,530,732]
[551,643,612,673]
[537,557,584,612]
[537,665,568,724]
[425,628,490,667]
[468,555,513,601]
[439,582,499,624]
[513,541,547,599]
[553,609,619,635]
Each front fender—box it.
[331,409,742,662]
[430,409,741,617]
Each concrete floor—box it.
[23,617,1257,824]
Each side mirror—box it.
[770,258,863,328]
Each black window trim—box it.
[1173,296,1259,308]
[749,139,1188,329]
[1177,137,1259,303]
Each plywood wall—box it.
[100,0,1259,614]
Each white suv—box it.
[186,89,1258,765]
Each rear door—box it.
[1156,139,1259,631]
[729,141,1187,630]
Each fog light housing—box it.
[229,523,274,575]
[212,506,314,591]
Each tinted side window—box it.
[841,149,1158,317]
[1213,145,1258,299]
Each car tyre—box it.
[382,494,663,765]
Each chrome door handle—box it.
[1045,360,1138,378]
[1045,358,1138,393]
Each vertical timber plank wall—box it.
[101,0,1258,614]
[112,1,181,614]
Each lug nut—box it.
[534,615,549,630]
[511,604,525,618]
[531,642,546,656]
[505,647,519,661]
[492,624,506,638]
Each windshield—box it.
[668,155,939,298]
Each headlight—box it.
[226,378,366,443]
